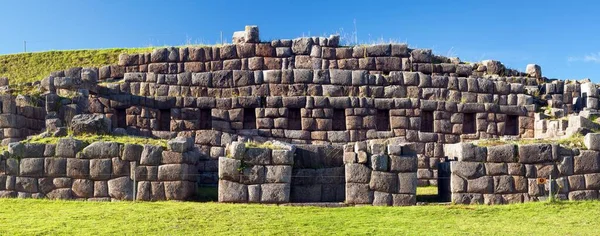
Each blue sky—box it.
[1,0,599,81]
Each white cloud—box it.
[568,52,600,63]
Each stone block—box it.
[369,171,398,193]
[494,175,515,194]
[122,144,143,161]
[168,137,193,152]
[392,194,416,206]
[584,133,600,151]
[164,181,195,200]
[266,165,292,183]
[345,164,371,183]
[370,154,389,171]
[140,145,163,166]
[72,179,94,198]
[260,183,290,203]
[466,176,493,194]
[451,174,466,193]
[158,164,196,181]
[345,183,373,204]
[585,173,600,190]
[66,159,89,179]
[80,141,121,159]
[90,159,112,180]
[450,162,484,179]
[15,177,37,193]
[241,165,265,185]
[574,150,600,174]
[568,190,598,201]
[218,157,241,182]
[244,148,271,165]
[389,155,417,172]
[19,158,44,177]
[398,172,417,194]
[486,144,516,163]
[56,138,85,158]
[107,177,133,200]
[518,144,555,164]
[94,181,108,197]
[373,191,392,206]
[485,163,508,176]
[248,184,261,203]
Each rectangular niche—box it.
[243,108,256,129]
[462,113,476,134]
[376,110,390,131]
[288,108,302,130]
[199,109,212,130]
[115,108,127,129]
[159,109,171,131]
[420,111,434,132]
[505,115,519,135]
[332,109,346,131]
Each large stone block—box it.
[164,181,195,200]
[452,193,484,204]
[466,176,494,194]
[158,164,196,181]
[345,183,373,204]
[107,177,133,200]
[260,183,290,203]
[218,157,241,182]
[46,188,72,200]
[292,38,313,55]
[66,159,89,179]
[518,144,555,164]
[140,145,163,166]
[486,144,516,163]
[80,142,121,159]
[568,190,598,201]
[345,164,371,183]
[244,148,271,165]
[450,162,484,179]
[373,191,392,206]
[584,133,600,151]
[56,138,85,158]
[15,177,37,193]
[19,158,44,177]
[90,159,112,180]
[70,114,111,135]
[370,154,389,171]
[392,194,416,206]
[574,150,600,174]
[241,165,266,185]
[494,175,515,194]
[398,172,417,194]
[389,155,417,172]
[369,171,398,193]
[451,174,466,193]
[444,143,486,162]
[122,144,143,161]
[585,173,600,190]
[271,149,294,165]
[72,179,94,198]
[266,165,292,183]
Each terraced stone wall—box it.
[0,137,198,201]
[0,94,46,145]
[446,140,600,204]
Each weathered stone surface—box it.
[444,143,486,162]
[56,138,85,158]
[66,159,89,179]
[241,165,266,185]
[122,144,143,161]
[70,114,111,135]
[158,164,196,181]
[19,158,44,177]
[370,154,389,171]
[266,165,292,183]
[494,175,515,194]
[574,150,600,174]
[15,177,37,193]
[389,155,417,172]
[218,157,241,181]
[392,193,416,206]
[487,144,516,162]
[46,188,72,200]
[244,148,271,165]
[94,181,109,197]
[568,190,598,201]
[168,137,193,152]
[81,142,121,159]
[260,183,290,203]
[369,171,398,193]
[451,162,484,179]
[485,163,508,176]
[140,145,163,166]
[373,191,392,206]
[585,133,600,151]
[345,164,371,183]
[467,176,494,194]
[271,149,294,165]
[72,179,94,198]
[451,174,466,193]
[346,183,373,204]
[90,159,112,180]
[107,177,133,200]
[164,181,195,200]
[219,180,247,202]
[398,172,417,194]
[518,144,555,164]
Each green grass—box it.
[0,199,599,235]
[24,131,168,148]
[0,48,159,85]
[476,133,586,149]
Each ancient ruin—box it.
[1,25,599,205]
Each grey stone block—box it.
[370,154,389,171]
[72,179,94,198]
[585,173,600,190]
[168,137,193,152]
[260,183,290,203]
[140,145,163,166]
[398,172,417,194]
[392,194,416,206]
[451,174,466,193]
[494,175,515,194]
[346,183,373,204]
[345,164,371,183]
[518,144,555,164]
[122,144,143,161]
[329,69,352,85]
[248,184,261,203]
[218,157,241,182]
[485,163,508,176]
[451,162,484,179]
[568,190,598,201]
[486,144,516,162]
[107,177,133,200]
[389,155,417,172]
[19,158,44,177]
[369,171,398,193]
[164,181,195,200]
[574,150,600,174]
[266,165,292,183]
[244,148,271,165]
[466,176,493,194]
[241,165,265,185]
[373,191,392,206]
[90,159,112,180]
[272,149,294,165]
[56,138,85,158]
[15,177,37,193]
[158,164,196,181]
[66,159,89,179]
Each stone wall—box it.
[0,137,198,201]
[446,137,600,204]
[0,94,46,145]
[291,145,345,202]
[218,141,295,203]
[344,142,417,206]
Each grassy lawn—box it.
[0,198,598,235]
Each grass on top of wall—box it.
[0,44,209,86]
[23,131,168,148]
[476,133,586,149]
[0,198,599,235]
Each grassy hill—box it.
[0,198,598,235]
[0,48,157,85]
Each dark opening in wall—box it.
[115,108,127,129]
[243,108,256,129]
[505,115,519,135]
[420,111,434,132]
[159,109,171,131]
[376,110,390,131]
[288,108,302,130]
[332,109,346,131]
[199,109,212,130]
[463,113,476,134]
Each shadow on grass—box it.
[192,186,218,202]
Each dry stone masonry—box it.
[1,25,600,205]
[0,137,197,201]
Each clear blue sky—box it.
[1,0,599,81]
